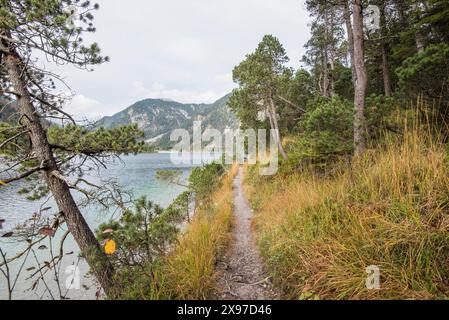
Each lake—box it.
[0,153,212,300]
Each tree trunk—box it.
[381,43,392,96]
[343,0,356,86]
[267,97,288,160]
[353,0,368,156]
[393,0,407,28]
[3,51,115,296]
[329,9,337,97]
[330,59,335,97]
[380,2,392,96]
[414,2,426,53]
[415,31,426,54]
[322,49,330,98]
[323,10,330,98]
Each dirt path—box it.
[214,167,280,300]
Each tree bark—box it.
[415,31,426,54]
[380,2,392,96]
[323,10,330,98]
[343,0,356,86]
[381,43,392,96]
[322,48,330,98]
[267,96,288,160]
[2,50,115,296]
[414,1,426,53]
[353,0,368,156]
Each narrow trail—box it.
[214,167,280,300]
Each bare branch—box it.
[276,95,307,114]
[0,161,46,185]
[0,129,29,150]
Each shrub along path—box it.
[214,167,280,300]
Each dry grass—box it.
[157,163,239,299]
[245,122,449,300]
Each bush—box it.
[189,163,225,203]
[96,196,185,298]
[396,43,449,120]
[96,197,184,269]
[365,94,397,140]
[284,95,395,171]
[396,44,449,99]
[286,96,354,168]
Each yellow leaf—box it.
[104,239,117,255]
[0,180,6,186]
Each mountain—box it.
[95,94,239,148]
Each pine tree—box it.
[0,0,142,296]
[230,35,306,160]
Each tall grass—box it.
[245,119,449,299]
[154,163,239,299]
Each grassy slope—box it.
[245,126,449,299]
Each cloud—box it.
[50,0,311,119]
[162,37,210,63]
[64,95,113,121]
[132,81,228,104]
[213,73,233,84]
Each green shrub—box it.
[284,95,394,171]
[96,197,184,269]
[396,43,449,120]
[188,163,225,203]
[396,44,449,99]
[286,96,354,167]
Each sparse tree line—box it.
[229,0,449,164]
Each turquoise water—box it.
[0,153,208,300]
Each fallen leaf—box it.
[26,267,36,272]
[41,207,52,212]
[39,227,56,237]
[65,251,74,255]
[38,245,48,250]
[1,232,13,238]
[104,239,117,255]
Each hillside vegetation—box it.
[245,113,449,299]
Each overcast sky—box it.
[56,0,311,120]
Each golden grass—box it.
[245,123,449,300]
[157,163,239,299]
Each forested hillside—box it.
[95,94,238,148]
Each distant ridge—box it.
[95,94,239,148]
